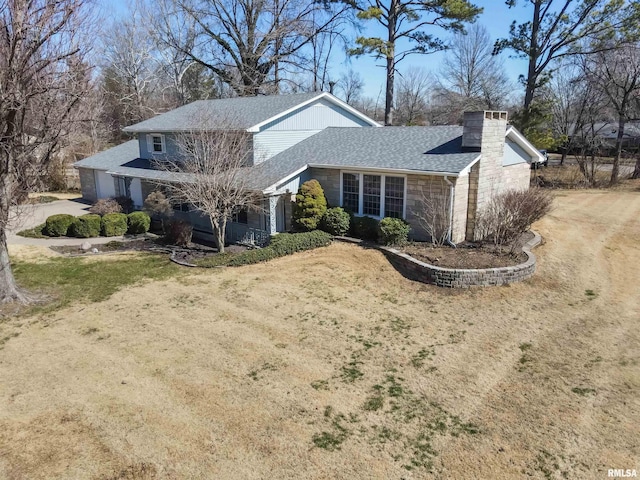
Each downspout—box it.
[444,176,456,248]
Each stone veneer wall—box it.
[378,231,541,288]
[309,168,469,243]
[501,162,530,192]
[78,168,97,203]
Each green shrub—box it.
[350,216,379,241]
[101,213,128,237]
[45,214,76,237]
[378,217,410,246]
[69,214,101,238]
[269,231,332,255]
[293,179,327,231]
[320,207,350,236]
[127,211,151,234]
[195,231,332,268]
[17,223,47,238]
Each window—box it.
[341,172,405,219]
[342,173,359,213]
[363,175,381,216]
[147,134,165,154]
[232,208,248,224]
[384,176,404,218]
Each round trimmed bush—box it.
[70,214,101,238]
[44,214,76,237]
[320,207,350,236]
[350,216,379,241]
[127,211,151,234]
[101,213,128,237]
[293,179,327,231]
[378,217,410,246]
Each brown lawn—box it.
[1,186,639,479]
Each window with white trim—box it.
[341,172,405,219]
[147,134,165,154]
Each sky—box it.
[108,0,534,101]
[346,0,533,100]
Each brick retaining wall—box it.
[337,232,541,288]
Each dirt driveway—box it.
[0,187,638,479]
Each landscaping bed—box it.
[398,231,533,269]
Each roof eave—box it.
[506,126,545,162]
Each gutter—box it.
[443,175,457,248]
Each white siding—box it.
[252,97,374,164]
[503,140,530,166]
[94,171,116,199]
[262,98,372,131]
[253,130,320,164]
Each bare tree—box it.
[337,69,364,105]
[583,42,640,184]
[414,187,450,246]
[151,0,349,96]
[1,0,92,303]
[156,117,262,253]
[495,0,640,111]
[100,7,160,129]
[435,24,513,124]
[395,67,433,125]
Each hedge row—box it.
[37,212,151,238]
[194,231,332,268]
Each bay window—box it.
[341,172,405,219]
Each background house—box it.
[74,93,542,245]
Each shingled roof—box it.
[75,126,482,191]
[122,92,324,133]
[247,126,480,190]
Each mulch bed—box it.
[49,235,248,259]
[398,232,533,269]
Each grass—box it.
[571,387,596,397]
[11,253,180,315]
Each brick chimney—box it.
[462,111,509,240]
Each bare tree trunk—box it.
[611,116,625,185]
[0,178,27,304]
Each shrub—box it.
[44,214,76,237]
[69,214,101,238]
[195,231,332,268]
[293,179,327,231]
[17,223,47,238]
[89,198,122,216]
[378,217,410,246]
[350,216,379,241]
[413,187,451,246]
[476,188,553,251]
[115,195,134,214]
[101,213,128,237]
[127,211,151,234]
[269,231,332,255]
[144,191,173,234]
[166,219,193,246]
[320,207,350,236]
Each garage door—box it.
[94,171,116,199]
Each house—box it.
[74,92,543,245]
